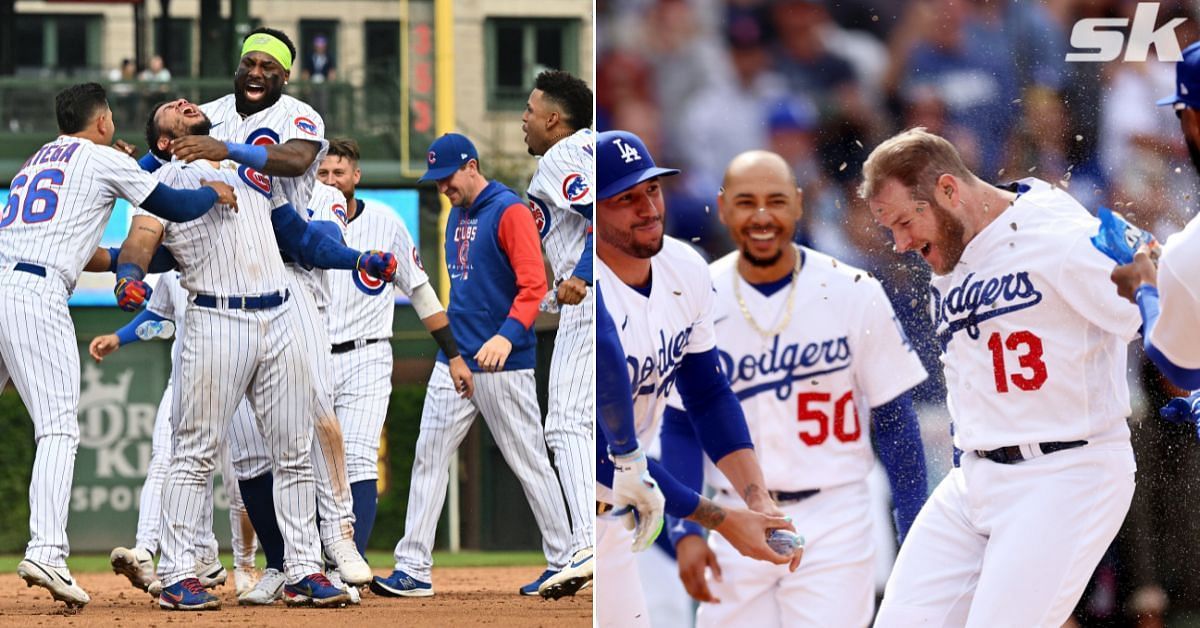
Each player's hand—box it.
[609,448,665,552]
[114,277,152,312]
[89,334,121,362]
[200,179,239,212]
[474,335,513,372]
[113,139,138,157]
[712,506,802,570]
[448,356,475,399]
[675,535,721,603]
[1110,247,1158,303]
[358,250,398,282]
[556,277,588,306]
[170,135,229,163]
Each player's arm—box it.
[1135,283,1200,389]
[871,391,928,545]
[139,181,238,221]
[85,245,178,274]
[596,285,639,452]
[475,203,547,372]
[170,136,321,177]
[408,280,473,398]
[269,202,396,279]
[113,216,166,311]
[557,226,593,306]
[88,308,170,362]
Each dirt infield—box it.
[0,566,592,627]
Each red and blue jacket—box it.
[437,180,547,372]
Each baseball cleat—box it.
[538,547,594,599]
[324,538,372,585]
[283,573,351,607]
[327,569,361,605]
[234,566,260,597]
[158,578,220,611]
[17,559,90,609]
[370,569,434,597]
[238,567,285,605]
[196,558,227,589]
[110,546,156,592]
[519,568,559,596]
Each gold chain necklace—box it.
[733,245,802,338]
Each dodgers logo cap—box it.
[596,130,680,201]
[419,133,478,182]
[1158,40,1200,110]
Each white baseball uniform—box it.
[666,246,927,628]
[326,198,428,485]
[136,159,322,587]
[1148,213,1200,368]
[0,137,158,567]
[595,236,718,628]
[527,128,596,552]
[875,179,1142,627]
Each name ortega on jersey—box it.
[528,194,553,239]
[237,128,279,197]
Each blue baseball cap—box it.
[1158,40,1200,110]
[419,133,478,182]
[596,130,679,201]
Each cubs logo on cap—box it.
[596,130,679,201]
[428,151,437,164]
[419,133,479,182]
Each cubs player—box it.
[521,69,596,598]
[3,82,233,609]
[861,128,1141,627]
[317,138,474,559]
[594,130,802,628]
[662,150,929,627]
[91,271,259,596]
[115,103,392,610]
[370,133,574,598]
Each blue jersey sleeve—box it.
[675,347,754,462]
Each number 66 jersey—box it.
[930,178,1141,453]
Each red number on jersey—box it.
[797,391,862,446]
[986,330,1049,393]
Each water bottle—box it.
[136,319,176,341]
[538,289,560,314]
[767,529,805,556]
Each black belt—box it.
[14,262,45,277]
[975,440,1088,464]
[331,338,387,354]
[720,488,820,504]
[194,290,288,310]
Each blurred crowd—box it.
[598,0,1200,625]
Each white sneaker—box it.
[110,546,156,592]
[324,538,371,585]
[196,558,227,589]
[18,559,90,608]
[538,547,594,600]
[234,566,260,597]
[238,567,285,605]
[327,569,361,605]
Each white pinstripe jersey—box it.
[526,128,593,281]
[134,160,286,296]
[200,94,328,212]
[145,269,188,383]
[326,198,428,344]
[1,136,158,290]
[286,180,348,311]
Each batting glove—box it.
[1160,390,1200,427]
[610,448,665,553]
[357,250,397,282]
[114,262,151,312]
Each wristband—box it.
[224,142,269,170]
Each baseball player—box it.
[662,150,929,627]
[1110,40,1200,391]
[4,82,233,609]
[115,100,392,610]
[520,70,596,598]
[163,27,374,596]
[861,128,1141,626]
[370,133,574,598]
[91,271,260,596]
[316,138,474,559]
[594,130,802,628]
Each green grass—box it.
[0,550,546,574]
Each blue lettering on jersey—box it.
[931,271,1043,344]
[449,216,479,280]
[628,326,693,400]
[717,335,853,402]
[527,193,553,240]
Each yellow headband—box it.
[241,33,293,71]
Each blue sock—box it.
[239,473,285,571]
[350,480,378,556]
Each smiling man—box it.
[861,128,1143,627]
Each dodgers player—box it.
[662,151,929,627]
[370,133,574,598]
[317,138,474,558]
[521,70,596,598]
[1110,40,1200,391]
[862,128,1141,627]
[594,131,801,628]
[4,83,233,609]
